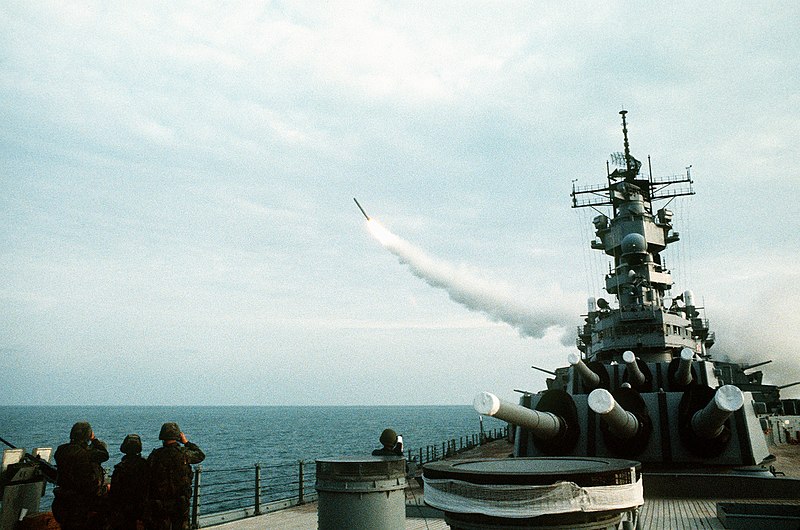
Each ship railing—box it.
[411,426,508,466]
[651,186,694,200]
[572,181,609,194]
[190,426,509,527]
[650,173,692,185]
[193,460,314,528]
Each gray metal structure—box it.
[315,456,406,530]
[481,112,799,489]
[0,446,53,530]
[423,457,642,529]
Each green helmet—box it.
[120,434,142,455]
[159,422,181,441]
[379,428,397,447]
[70,422,92,443]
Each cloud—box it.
[1,1,798,405]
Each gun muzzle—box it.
[623,350,646,387]
[568,353,601,390]
[675,348,695,386]
[690,385,744,439]
[474,392,563,440]
[588,388,640,440]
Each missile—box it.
[353,198,370,220]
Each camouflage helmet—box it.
[379,428,397,447]
[69,421,92,443]
[120,434,142,455]
[159,422,181,441]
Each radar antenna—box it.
[610,152,627,168]
[617,110,642,178]
[620,110,632,171]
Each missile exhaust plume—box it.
[364,219,572,340]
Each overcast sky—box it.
[2,1,798,405]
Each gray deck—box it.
[639,498,723,530]
[208,443,800,528]
[209,496,800,529]
[208,500,448,529]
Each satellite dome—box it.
[621,233,647,254]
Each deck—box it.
[209,501,449,530]
[210,442,800,529]
[209,492,800,529]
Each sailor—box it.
[372,428,404,456]
[110,433,149,530]
[146,422,205,530]
[52,421,110,530]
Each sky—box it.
[2,1,799,405]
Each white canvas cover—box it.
[423,473,643,519]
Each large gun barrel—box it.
[568,353,601,389]
[474,392,563,440]
[622,350,646,387]
[588,389,640,439]
[674,348,695,386]
[690,385,744,439]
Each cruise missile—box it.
[353,198,370,220]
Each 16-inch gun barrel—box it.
[474,392,563,440]
[588,389,640,439]
[623,350,646,387]
[675,348,695,386]
[568,353,601,389]
[690,385,745,439]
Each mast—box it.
[570,111,710,362]
[620,110,632,173]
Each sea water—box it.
[1,405,505,512]
[1,405,503,465]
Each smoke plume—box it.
[367,220,573,340]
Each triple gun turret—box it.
[475,347,758,465]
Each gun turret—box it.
[690,385,745,440]
[568,353,600,390]
[474,392,562,440]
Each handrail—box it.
[191,425,509,527]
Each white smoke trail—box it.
[367,220,573,340]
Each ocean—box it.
[1,405,504,465]
[1,405,506,513]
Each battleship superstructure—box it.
[479,111,796,479]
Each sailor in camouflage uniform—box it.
[110,433,149,530]
[146,422,205,530]
[372,428,404,456]
[52,421,110,530]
